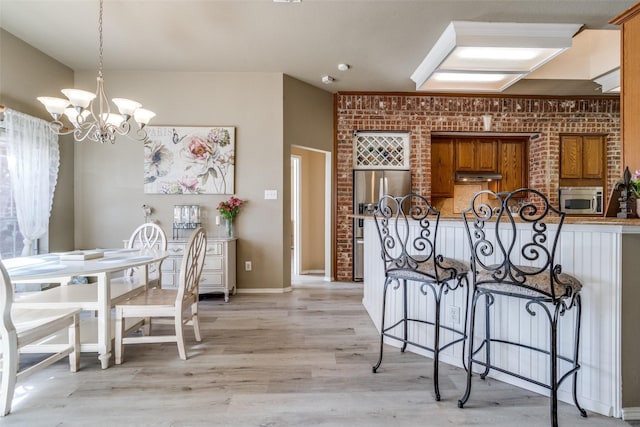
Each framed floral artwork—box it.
[143,126,235,194]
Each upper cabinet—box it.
[560,136,583,179]
[455,139,498,171]
[559,134,606,185]
[431,136,528,197]
[613,3,640,172]
[495,138,528,194]
[431,139,455,197]
[582,136,606,179]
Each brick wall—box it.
[335,93,621,281]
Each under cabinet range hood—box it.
[455,171,503,183]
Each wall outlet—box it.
[447,305,460,325]
[245,261,252,271]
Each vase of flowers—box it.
[217,196,245,237]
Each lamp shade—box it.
[133,108,156,126]
[113,98,142,117]
[61,88,97,108]
[101,113,125,127]
[37,97,70,116]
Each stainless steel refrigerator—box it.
[353,169,411,281]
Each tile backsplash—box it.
[453,184,484,213]
[433,184,498,214]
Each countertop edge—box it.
[348,213,640,226]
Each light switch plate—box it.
[264,189,278,200]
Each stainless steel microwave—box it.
[558,187,603,215]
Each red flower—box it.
[218,196,245,220]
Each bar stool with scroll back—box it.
[372,193,469,401]
[458,188,586,427]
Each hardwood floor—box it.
[3,278,637,426]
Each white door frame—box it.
[291,155,302,276]
[290,147,333,281]
[323,151,332,280]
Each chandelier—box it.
[37,0,155,144]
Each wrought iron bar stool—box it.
[372,193,469,401]
[457,188,586,427]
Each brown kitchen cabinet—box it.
[560,134,605,185]
[455,139,497,171]
[431,139,455,197]
[494,138,528,195]
[432,136,528,199]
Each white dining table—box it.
[4,248,169,369]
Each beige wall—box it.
[291,147,326,272]
[72,70,287,290]
[0,29,75,253]
[283,75,333,278]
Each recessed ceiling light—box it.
[322,76,335,84]
[594,68,620,93]
[338,63,350,71]
[425,72,525,92]
[410,21,582,92]
[433,72,508,82]
[455,47,539,61]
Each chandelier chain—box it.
[98,0,104,78]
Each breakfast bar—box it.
[361,215,640,419]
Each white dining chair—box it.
[124,223,168,289]
[0,260,81,416]
[114,227,206,363]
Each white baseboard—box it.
[623,407,640,421]
[300,269,325,275]
[236,287,292,294]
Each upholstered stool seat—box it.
[388,257,469,282]
[476,265,583,298]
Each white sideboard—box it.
[163,238,237,302]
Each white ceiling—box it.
[0,0,635,95]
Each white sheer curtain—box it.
[5,109,60,256]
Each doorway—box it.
[291,146,332,283]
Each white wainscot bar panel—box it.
[363,218,638,418]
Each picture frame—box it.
[143,126,235,194]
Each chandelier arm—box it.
[92,76,111,129]
[48,121,75,136]
[115,121,132,137]
[74,122,99,143]
[131,127,150,142]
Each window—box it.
[0,131,25,258]
[1,110,59,258]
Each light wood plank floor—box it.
[3,278,637,427]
